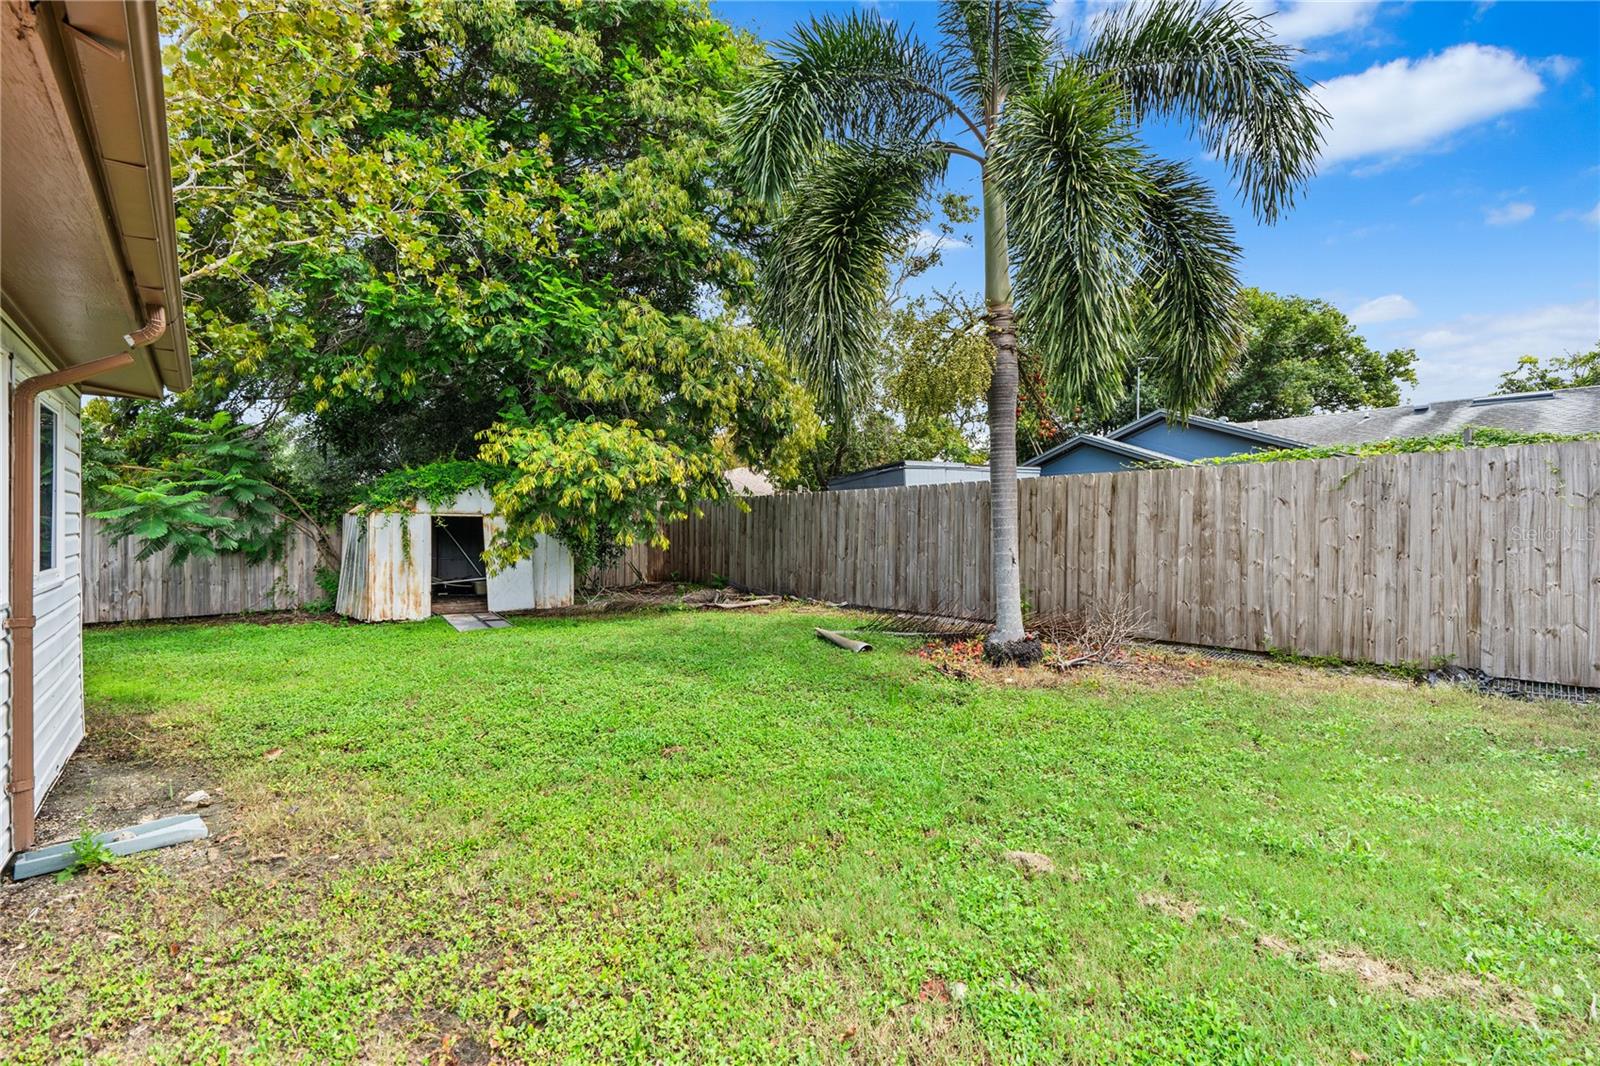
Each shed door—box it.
[484,517,536,612]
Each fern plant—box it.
[90,412,288,563]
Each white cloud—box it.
[1316,44,1545,165]
[1349,294,1418,325]
[1484,201,1535,226]
[1059,1,1379,47]
[1538,55,1579,82]
[1585,203,1600,227]
[1402,300,1600,399]
[1258,1,1379,46]
[908,229,969,254]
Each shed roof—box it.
[1247,386,1600,445]
[827,459,1038,490]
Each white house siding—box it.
[3,315,87,861]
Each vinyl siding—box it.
[1115,421,1270,462]
[1035,446,1145,477]
[3,315,87,862]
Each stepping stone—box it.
[442,611,510,632]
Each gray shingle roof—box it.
[1108,409,1307,449]
[1245,386,1600,445]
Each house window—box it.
[38,403,57,571]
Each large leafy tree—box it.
[1208,289,1417,420]
[1497,343,1600,392]
[729,0,1325,660]
[98,0,817,571]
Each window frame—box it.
[34,393,65,584]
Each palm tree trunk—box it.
[981,165,1035,662]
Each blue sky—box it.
[713,0,1600,404]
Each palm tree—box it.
[730,0,1326,662]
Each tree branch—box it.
[180,236,320,285]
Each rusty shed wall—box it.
[335,512,430,621]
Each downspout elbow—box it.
[7,308,163,855]
[123,306,166,349]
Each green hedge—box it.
[1197,426,1599,466]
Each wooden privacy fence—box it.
[657,443,1600,688]
[593,540,660,589]
[83,518,336,624]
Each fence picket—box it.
[648,444,1595,687]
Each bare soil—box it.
[1135,891,1539,1025]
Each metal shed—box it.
[335,487,573,622]
[827,459,1039,491]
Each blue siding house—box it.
[1024,410,1305,477]
[1025,434,1182,477]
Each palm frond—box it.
[1133,158,1244,415]
[761,144,948,416]
[729,12,959,203]
[1080,0,1327,222]
[990,67,1147,415]
[937,0,1053,122]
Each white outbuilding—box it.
[335,487,574,622]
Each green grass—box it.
[3,608,1597,1063]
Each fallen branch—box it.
[707,597,774,610]
[1035,595,1150,671]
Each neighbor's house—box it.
[1023,411,1304,476]
[1021,387,1600,477]
[3,0,189,863]
[828,459,1040,491]
[1247,386,1600,444]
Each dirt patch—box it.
[3,713,398,905]
[1,753,234,906]
[1001,850,1057,876]
[508,582,742,618]
[912,638,1212,690]
[1138,892,1201,922]
[89,610,349,631]
[1255,937,1537,1026]
[1132,891,1537,1025]
[28,755,217,844]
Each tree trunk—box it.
[981,163,1035,663]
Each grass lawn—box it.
[2,607,1597,1063]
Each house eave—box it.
[1,0,190,398]
[1108,410,1306,450]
